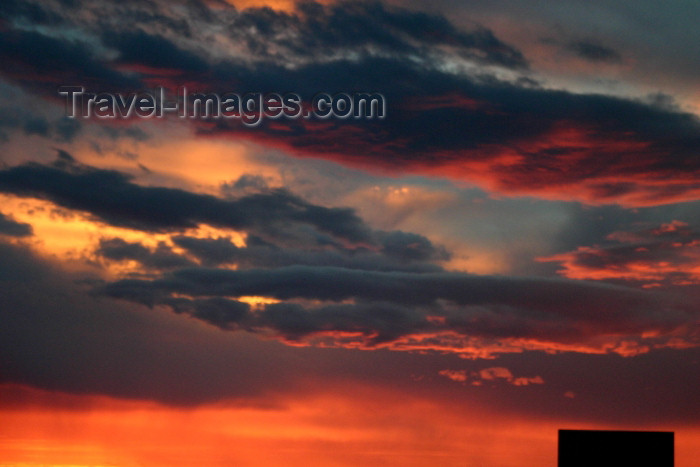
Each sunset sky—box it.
[0,0,699,465]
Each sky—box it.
[0,0,699,465]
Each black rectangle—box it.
[558,429,674,467]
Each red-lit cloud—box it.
[541,220,700,287]
[439,367,545,386]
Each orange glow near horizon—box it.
[0,384,558,467]
[1,384,699,467]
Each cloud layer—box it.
[2,0,700,205]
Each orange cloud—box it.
[439,366,545,387]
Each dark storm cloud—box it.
[0,27,140,95]
[170,231,446,272]
[101,263,672,310]
[228,73,700,205]
[0,211,32,237]
[0,156,372,242]
[2,0,700,204]
[96,237,194,270]
[101,263,695,347]
[259,301,429,344]
[97,232,445,274]
[78,0,529,69]
[101,30,208,72]
[236,0,528,67]
[0,0,525,96]
[171,296,251,330]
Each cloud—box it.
[564,40,622,63]
[439,366,544,386]
[0,155,696,358]
[0,155,373,243]
[0,0,526,97]
[0,211,32,237]
[96,237,195,270]
[101,30,209,73]
[0,157,450,274]
[0,239,698,424]
[100,0,527,70]
[541,220,700,286]
[11,160,675,356]
[438,369,469,382]
[100,262,697,355]
[0,26,140,96]
[170,230,446,272]
[1,1,699,205]
[0,105,81,143]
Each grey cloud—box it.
[171,233,445,272]
[0,156,373,243]
[97,237,195,270]
[0,212,32,237]
[101,263,694,345]
[0,109,81,142]
[565,40,622,63]
[258,301,429,344]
